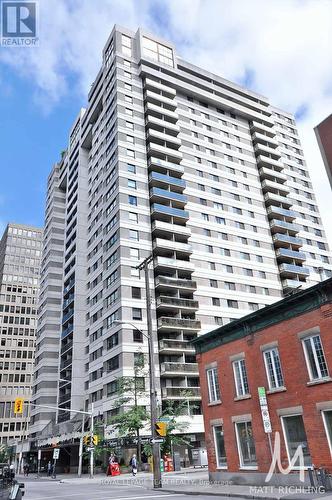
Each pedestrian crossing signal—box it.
[14,398,24,414]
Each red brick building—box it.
[315,114,332,188]
[194,278,332,486]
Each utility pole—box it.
[137,255,162,489]
[90,403,94,479]
[78,412,85,478]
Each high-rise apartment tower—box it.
[29,26,332,452]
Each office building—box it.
[0,223,42,444]
[29,26,332,458]
[194,277,332,486]
[315,114,332,188]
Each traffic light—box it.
[14,398,24,415]
[155,421,167,437]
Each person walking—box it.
[47,461,52,477]
[130,454,137,476]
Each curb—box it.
[161,488,281,500]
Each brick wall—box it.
[198,302,332,474]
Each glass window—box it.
[132,308,142,321]
[282,415,311,466]
[129,212,138,222]
[235,421,257,467]
[302,334,328,380]
[263,347,284,389]
[133,329,143,343]
[207,367,221,403]
[213,425,227,468]
[129,230,139,240]
[128,179,137,189]
[130,248,139,259]
[322,410,332,456]
[128,195,137,206]
[127,164,136,173]
[233,359,249,396]
[132,287,141,299]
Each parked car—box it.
[0,463,25,499]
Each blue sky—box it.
[0,0,332,243]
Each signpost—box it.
[258,387,273,458]
[151,438,164,444]
[37,449,41,477]
[52,448,60,479]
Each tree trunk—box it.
[137,427,142,470]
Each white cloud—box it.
[1,0,331,244]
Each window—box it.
[225,282,235,291]
[126,122,134,130]
[281,415,311,466]
[212,297,220,306]
[233,359,249,396]
[132,308,142,321]
[249,303,259,311]
[202,213,209,221]
[322,410,332,457]
[235,421,257,467]
[210,279,218,288]
[132,287,141,299]
[263,348,284,389]
[133,329,143,343]
[130,247,139,259]
[128,179,136,189]
[207,367,221,403]
[129,229,139,240]
[107,355,120,372]
[129,212,138,222]
[227,299,238,308]
[213,426,227,468]
[302,334,328,381]
[215,317,223,325]
[128,195,137,206]
[127,164,136,174]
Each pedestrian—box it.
[25,463,29,477]
[9,463,15,480]
[23,464,27,477]
[47,461,52,477]
[130,454,137,476]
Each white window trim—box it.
[234,420,258,470]
[263,347,284,390]
[207,367,221,403]
[280,414,311,470]
[322,410,332,459]
[232,359,248,397]
[213,425,227,469]
[302,334,329,381]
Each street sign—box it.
[150,438,164,444]
[53,448,60,460]
[155,421,167,437]
[86,447,95,452]
[257,387,272,434]
[37,449,41,461]
[14,398,24,415]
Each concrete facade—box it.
[0,223,42,444]
[30,26,332,448]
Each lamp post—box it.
[114,255,162,489]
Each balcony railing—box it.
[282,279,304,290]
[149,171,185,189]
[250,120,276,137]
[62,309,74,324]
[159,339,196,352]
[153,238,192,254]
[145,89,177,109]
[252,132,279,148]
[61,324,73,338]
[264,192,292,207]
[272,233,302,248]
[58,393,71,405]
[275,248,306,262]
[267,206,297,221]
[155,276,197,289]
[151,220,191,236]
[158,317,201,331]
[150,187,187,204]
[151,204,189,220]
[256,155,284,171]
[254,143,281,159]
[60,357,72,370]
[154,256,194,270]
[147,143,183,160]
[61,340,73,355]
[269,219,299,234]
[261,179,290,195]
[160,362,199,374]
[156,296,199,310]
[279,263,310,276]
[148,157,183,174]
[161,387,201,398]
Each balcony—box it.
[155,276,197,290]
[62,309,74,324]
[159,339,196,353]
[252,132,279,148]
[58,393,71,405]
[282,279,304,291]
[145,102,179,121]
[156,296,199,310]
[254,143,281,158]
[145,78,176,97]
[153,238,192,254]
[256,155,284,171]
[61,340,73,355]
[275,248,306,262]
[151,203,189,221]
[158,317,201,331]
[264,192,292,208]
[261,179,290,195]
[146,115,180,133]
[161,387,201,399]
[145,89,177,109]
[60,357,72,370]
[149,157,183,174]
[279,263,309,277]
[250,120,276,137]
[147,143,183,161]
[149,171,185,191]
[266,206,297,221]
[269,219,299,235]
[63,295,74,309]
[63,280,75,295]
[61,324,73,338]
[154,256,194,271]
[152,219,191,237]
[259,167,287,182]
[150,187,187,205]
[272,233,302,249]
[160,362,199,376]
[147,129,181,146]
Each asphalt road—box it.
[19,474,240,500]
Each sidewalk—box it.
[17,469,332,500]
